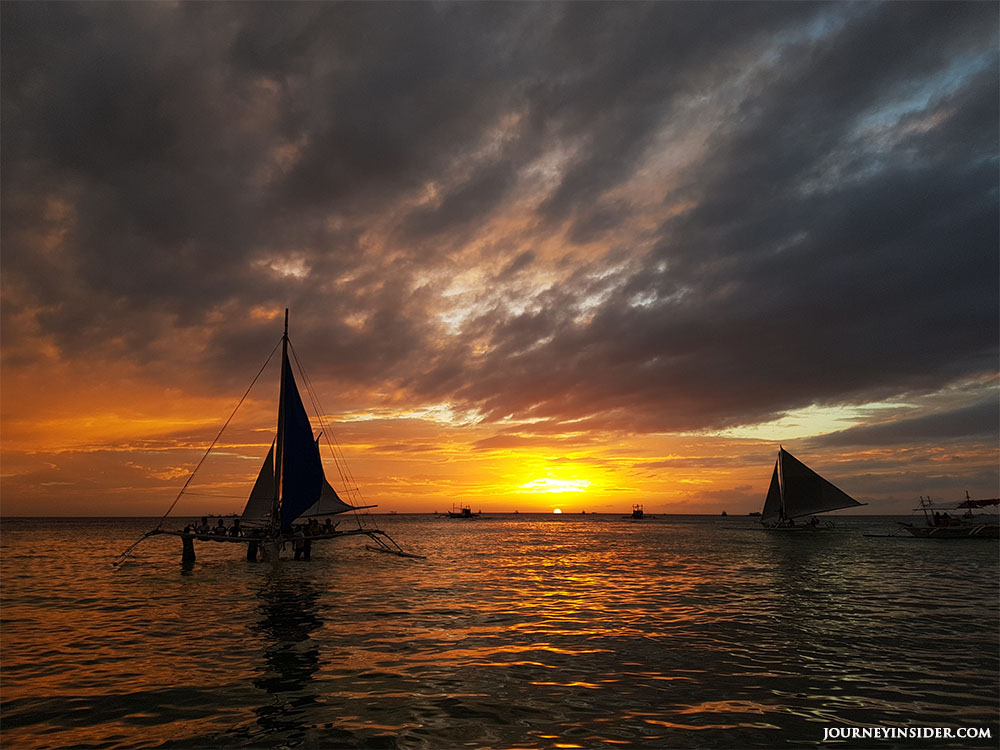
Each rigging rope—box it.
[150,339,281,531]
[112,339,281,567]
[177,491,258,499]
[289,341,378,533]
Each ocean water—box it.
[1,514,997,750]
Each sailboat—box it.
[114,310,422,565]
[759,447,865,529]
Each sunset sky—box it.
[2,2,997,517]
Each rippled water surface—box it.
[2,515,997,749]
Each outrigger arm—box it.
[113,527,424,567]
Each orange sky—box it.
[2,336,996,517]
[2,4,997,517]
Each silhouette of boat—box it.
[759,447,865,530]
[898,494,999,538]
[115,310,422,565]
[443,503,481,519]
[623,503,653,520]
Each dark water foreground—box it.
[1,515,997,749]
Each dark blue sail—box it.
[280,358,324,529]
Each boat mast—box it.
[271,308,289,535]
[777,446,786,521]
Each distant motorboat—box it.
[759,447,865,530]
[443,503,481,519]
[623,503,653,520]
[898,494,999,539]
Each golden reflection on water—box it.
[1,515,998,749]
[531,680,605,689]
[677,699,771,715]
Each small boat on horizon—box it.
[758,447,866,530]
[623,503,653,520]
[443,503,481,519]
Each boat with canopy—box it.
[898,493,999,539]
[114,310,422,566]
[759,447,865,529]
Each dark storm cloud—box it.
[811,398,1000,447]
[531,1,826,223]
[414,3,999,434]
[402,159,521,240]
[2,2,996,441]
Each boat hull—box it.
[760,525,844,532]
[900,523,999,539]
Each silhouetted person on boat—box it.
[228,518,243,537]
[213,519,228,536]
[246,528,261,562]
[293,525,308,561]
[195,517,211,535]
[322,518,338,535]
[176,524,197,562]
[293,519,321,560]
[304,519,321,560]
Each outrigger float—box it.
[114,311,423,567]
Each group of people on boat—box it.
[184,517,244,537]
[767,514,821,528]
[931,511,954,527]
[289,518,339,561]
[179,515,341,562]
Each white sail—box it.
[777,448,863,519]
[297,477,375,518]
[241,441,276,523]
[295,437,376,518]
[760,461,783,523]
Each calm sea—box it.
[1,514,997,749]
